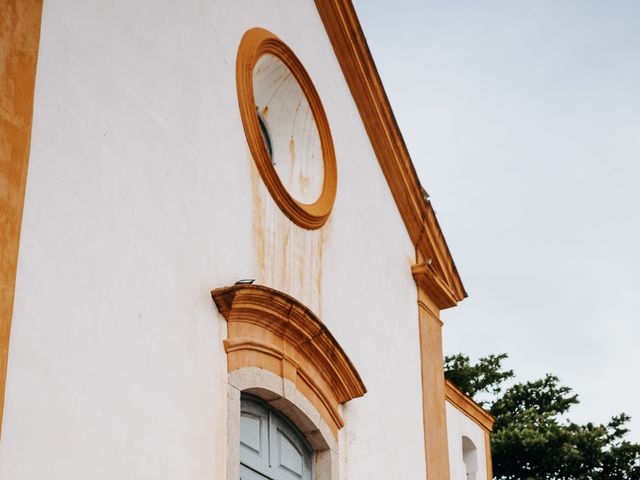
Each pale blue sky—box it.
[353,0,640,440]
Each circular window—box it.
[236,28,337,230]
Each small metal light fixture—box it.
[256,107,274,163]
[234,279,255,285]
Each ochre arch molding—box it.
[212,284,366,436]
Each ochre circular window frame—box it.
[236,27,337,230]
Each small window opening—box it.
[256,107,274,163]
[462,436,478,480]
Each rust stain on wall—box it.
[316,223,325,319]
[298,171,311,192]
[251,171,326,315]
[250,157,266,279]
[288,137,296,186]
[250,51,328,314]
[0,0,44,437]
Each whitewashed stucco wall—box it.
[0,1,425,479]
[446,401,489,480]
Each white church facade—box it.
[1,1,493,478]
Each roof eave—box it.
[314,0,467,306]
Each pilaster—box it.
[416,289,451,480]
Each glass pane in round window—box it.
[253,54,324,205]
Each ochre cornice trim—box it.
[314,0,466,305]
[445,380,494,433]
[412,261,459,310]
[212,284,366,436]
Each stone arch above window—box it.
[212,283,367,437]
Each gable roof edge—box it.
[445,380,495,432]
[314,0,467,305]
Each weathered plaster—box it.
[1,2,425,479]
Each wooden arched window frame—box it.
[212,284,366,437]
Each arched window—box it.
[212,283,367,480]
[462,436,478,480]
[240,394,313,480]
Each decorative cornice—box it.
[444,380,494,433]
[412,261,459,310]
[212,284,366,435]
[314,0,467,306]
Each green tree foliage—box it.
[444,354,640,480]
[444,353,514,403]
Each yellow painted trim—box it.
[444,380,495,433]
[314,0,466,304]
[413,261,460,310]
[311,3,469,472]
[236,27,337,230]
[485,429,494,480]
[212,284,366,437]
[0,0,43,438]
[417,292,451,480]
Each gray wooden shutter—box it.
[240,396,313,480]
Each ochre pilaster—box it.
[417,290,451,480]
[0,0,43,438]
[485,430,494,480]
